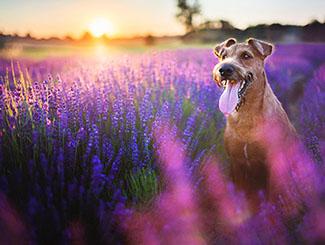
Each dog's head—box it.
[212,38,274,115]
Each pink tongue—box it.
[219,82,241,115]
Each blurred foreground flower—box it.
[0,193,30,244]
[118,124,205,244]
[118,122,325,244]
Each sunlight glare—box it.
[88,17,115,37]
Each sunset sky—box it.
[0,0,324,38]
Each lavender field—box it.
[0,44,324,244]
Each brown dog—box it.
[212,38,297,209]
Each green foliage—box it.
[124,168,160,206]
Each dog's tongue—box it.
[219,82,240,115]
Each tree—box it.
[219,20,234,30]
[176,0,201,33]
[144,34,155,46]
[198,19,235,30]
[80,31,93,42]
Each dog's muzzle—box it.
[216,70,253,115]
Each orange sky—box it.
[0,0,324,38]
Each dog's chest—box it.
[224,126,266,165]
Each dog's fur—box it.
[213,38,297,209]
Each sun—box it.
[88,18,115,38]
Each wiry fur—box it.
[213,38,297,210]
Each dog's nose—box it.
[219,64,234,77]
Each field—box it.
[0,44,324,244]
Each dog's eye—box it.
[241,52,252,60]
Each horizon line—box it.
[1,19,323,40]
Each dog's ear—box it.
[247,38,274,58]
[214,38,237,58]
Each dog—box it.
[212,38,297,210]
